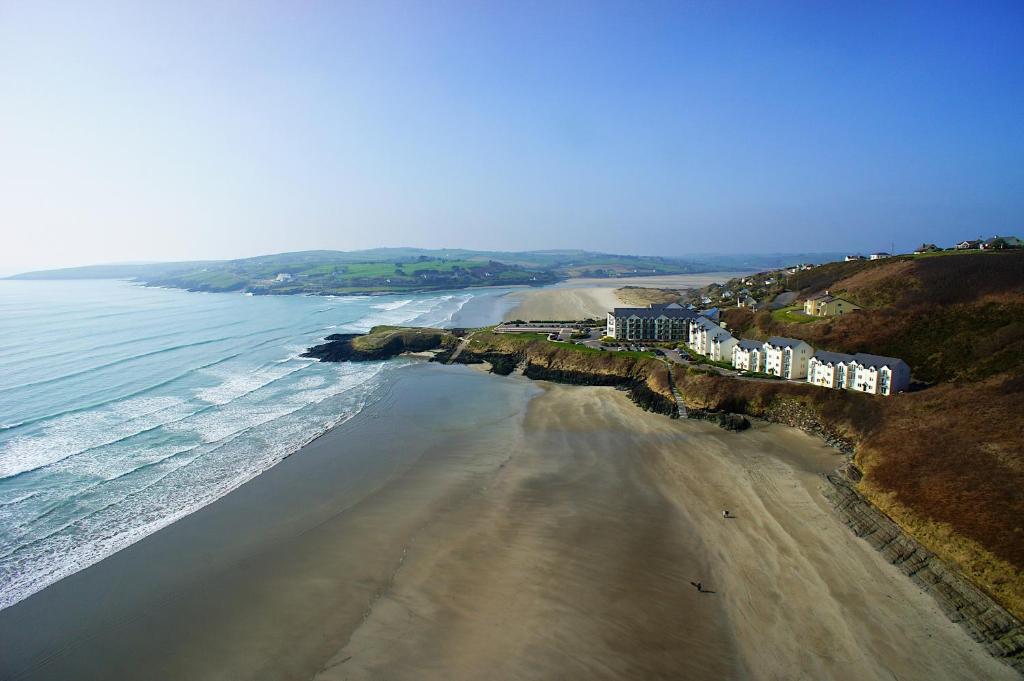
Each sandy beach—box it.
[0,362,1011,681]
[506,272,749,320]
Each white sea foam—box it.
[0,283,487,612]
[0,361,386,611]
[0,396,193,479]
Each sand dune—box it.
[507,272,747,321]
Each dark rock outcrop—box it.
[301,334,364,362]
[824,465,1024,674]
[684,409,752,432]
[302,329,453,362]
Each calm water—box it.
[0,280,515,610]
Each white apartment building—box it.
[848,353,911,396]
[709,331,738,362]
[688,317,730,356]
[763,337,814,379]
[807,350,856,389]
[731,339,765,372]
[808,351,911,396]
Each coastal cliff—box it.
[450,330,678,417]
[304,327,678,417]
[302,325,1024,674]
[670,366,1024,673]
[825,465,1024,673]
[301,326,459,362]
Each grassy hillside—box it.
[9,248,846,294]
[705,251,1024,618]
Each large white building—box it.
[848,353,911,396]
[606,303,697,341]
[731,339,765,372]
[763,337,814,379]
[688,317,730,356]
[709,331,738,362]
[807,350,911,396]
[807,350,856,389]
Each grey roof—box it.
[737,339,763,350]
[766,336,809,349]
[852,353,908,370]
[612,305,697,320]
[692,316,722,330]
[812,350,856,365]
[711,330,734,342]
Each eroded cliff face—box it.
[670,369,1024,674]
[302,328,457,362]
[826,465,1024,674]
[452,336,678,417]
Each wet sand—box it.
[0,367,1013,680]
[507,272,749,320]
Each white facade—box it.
[807,352,855,389]
[848,355,911,396]
[731,341,764,371]
[688,317,731,356]
[808,351,911,396]
[709,332,738,362]
[763,337,814,379]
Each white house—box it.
[869,252,891,260]
[732,339,765,372]
[709,331,738,362]
[763,336,814,379]
[807,350,856,389]
[955,239,981,250]
[848,353,911,396]
[807,350,911,396]
[688,316,730,356]
[844,254,865,261]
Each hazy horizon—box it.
[2,2,1022,275]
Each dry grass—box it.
[687,254,1024,619]
[673,368,1024,619]
[855,375,1024,580]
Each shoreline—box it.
[0,363,1012,680]
[505,271,748,321]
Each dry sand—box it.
[320,385,1012,681]
[507,272,749,320]
[0,368,1012,681]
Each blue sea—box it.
[0,280,515,610]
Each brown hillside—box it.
[714,250,1024,619]
[791,251,1024,308]
[722,251,1024,383]
[675,368,1024,618]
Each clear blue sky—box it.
[1,1,1022,273]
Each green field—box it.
[771,305,819,324]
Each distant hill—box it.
[7,248,846,295]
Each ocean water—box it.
[0,279,515,610]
